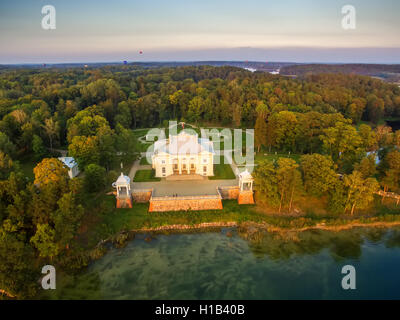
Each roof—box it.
[154,131,214,155]
[239,169,253,180]
[115,173,130,186]
[58,157,78,169]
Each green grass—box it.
[140,157,150,165]
[82,194,400,251]
[95,197,259,235]
[109,156,135,176]
[133,169,160,182]
[209,156,236,180]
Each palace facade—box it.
[151,131,214,178]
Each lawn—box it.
[93,197,259,238]
[209,156,236,180]
[133,169,160,182]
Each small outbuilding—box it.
[58,157,80,179]
[238,169,255,204]
[239,169,253,192]
[112,173,132,208]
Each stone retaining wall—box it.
[218,186,240,200]
[132,189,153,203]
[149,195,223,212]
[238,191,255,204]
[116,197,132,208]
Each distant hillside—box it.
[1,61,298,73]
[280,64,400,83]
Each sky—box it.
[0,0,399,64]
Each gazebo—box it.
[239,169,253,192]
[238,169,255,204]
[112,173,132,208]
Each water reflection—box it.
[42,227,400,300]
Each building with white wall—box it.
[152,131,214,178]
[58,157,80,179]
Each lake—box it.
[43,227,400,300]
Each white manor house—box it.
[151,131,214,178]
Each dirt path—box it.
[128,159,140,183]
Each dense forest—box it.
[281,64,400,83]
[1,64,400,298]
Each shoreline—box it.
[128,219,400,235]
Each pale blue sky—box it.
[0,0,399,63]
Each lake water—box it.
[44,227,400,300]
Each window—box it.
[203,166,207,173]
[191,163,195,169]
[183,164,186,169]
[161,160,165,164]
[203,159,207,163]
[162,167,166,174]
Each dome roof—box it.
[115,173,130,185]
[239,169,253,180]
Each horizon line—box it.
[2,60,400,66]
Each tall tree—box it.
[42,118,59,152]
[300,154,337,197]
[276,158,303,212]
[343,171,379,215]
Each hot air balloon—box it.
[139,50,143,54]
[123,60,127,65]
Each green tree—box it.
[42,118,59,152]
[32,134,47,160]
[30,223,59,259]
[381,150,400,197]
[320,121,363,168]
[0,231,38,299]
[52,192,84,249]
[0,151,14,179]
[0,132,16,157]
[254,161,280,207]
[276,158,303,212]
[300,154,337,197]
[343,171,379,215]
[354,154,377,178]
[68,135,100,169]
[84,164,106,192]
